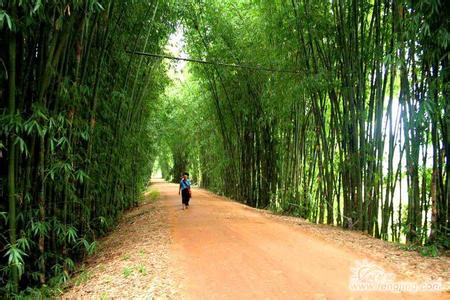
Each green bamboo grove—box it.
[159,0,448,249]
[0,0,448,296]
[0,0,177,296]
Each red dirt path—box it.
[160,180,448,300]
[63,180,449,299]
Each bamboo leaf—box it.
[0,10,13,30]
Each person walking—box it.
[179,172,191,210]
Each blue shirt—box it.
[180,179,191,191]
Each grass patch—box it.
[122,267,133,278]
[73,270,92,286]
[398,243,441,257]
[100,292,109,300]
[140,188,160,203]
[148,189,160,202]
[139,249,145,258]
[136,264,148,276]
[13,285,65,299]
[419,245,440,257]
[121,253,130,261]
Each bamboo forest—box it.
[0,0,449,298]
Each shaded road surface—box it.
[155,180,447,300]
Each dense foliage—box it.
[160,0,449,251]
[1,0,448,296]
[0,0,175,296]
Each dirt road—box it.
[63,180,448,299]
[159,180,447,300]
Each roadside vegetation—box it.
[1,0,448,296]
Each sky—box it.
[165,25,188,82]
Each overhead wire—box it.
[126,50,301,74]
